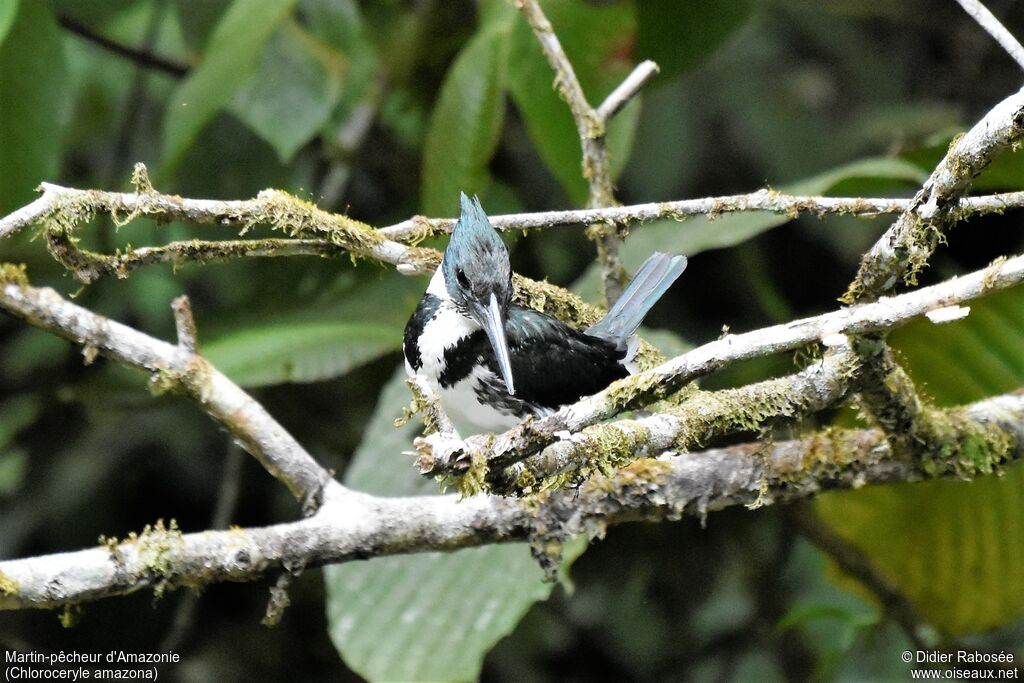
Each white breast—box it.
[438,367,523,436]
[416,303,475,383]
[408,265,532,436]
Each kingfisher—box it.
[403,193,687,437]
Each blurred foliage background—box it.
[2,0,1024,680]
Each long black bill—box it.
[474,293,516,395]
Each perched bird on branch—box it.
[404,193,686,436]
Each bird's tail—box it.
[586,252,687,347]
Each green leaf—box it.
[0,396,39,499]
[0,0,70,213]
[325,369,553,682]
[161,0,299,171]
[0,448,27,497]
[574,157,925,300]
[229,23,343,162]
[0,0,18,46]
[506,0,639,205]
[203,321,399,387]
[421,5,515,215]
[636,0,754,80]
[172,0,231,51]
[51,0,138,26]
[300,0,377,112]
[0,395,39,450]
[817,286,1024,635]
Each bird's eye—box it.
[456,267,469,288]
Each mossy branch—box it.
[484,340,859,496]
[844,85,1024,302]
[377,190,1024,242]
[420,252,1024,482]
[2,387,1021,610]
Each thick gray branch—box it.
[2,390,1020,611]
[0,280,335,511]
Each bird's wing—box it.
[504,307,629,409]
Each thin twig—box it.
[2,180,438,276]
[172,295,198,354]
[596,60,660,121]
[57,15,189,78]
[0,193,58,240]
[377,190,1024,241]
[515,0,639,303]
[953,0,1024,71]
[8,180,1024,252]
[318,72,387,208]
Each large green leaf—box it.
[575,157,925,299]
[506,0,640,205]
[636,0,755,80]
[53,0,147,27]
[161,0,299,170]
[817,287,1024,634]
[0,395,38,497]
[0,0,18,46]
[0,0,70,213]
[421,3,515,215]
[325,369,552,682]
[301,0,378,120]
[229,22,343,162]
[203,321,398,387]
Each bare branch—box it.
[0,277,336,512]
[953,0,1024,72]
[0,192,57,239]
[514,0,629,303]
[421,253,1024,478]
[3,388,1021,611]
[7,180,1024,281]
[57,14,189,78]
[377,190,1024,242]
[513,0,600,162]
[160,442,245,651]
[596,60,660,121]
[845,85,1024,302]
[171,295,198,354]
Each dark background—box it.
[2,0,1024,680]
